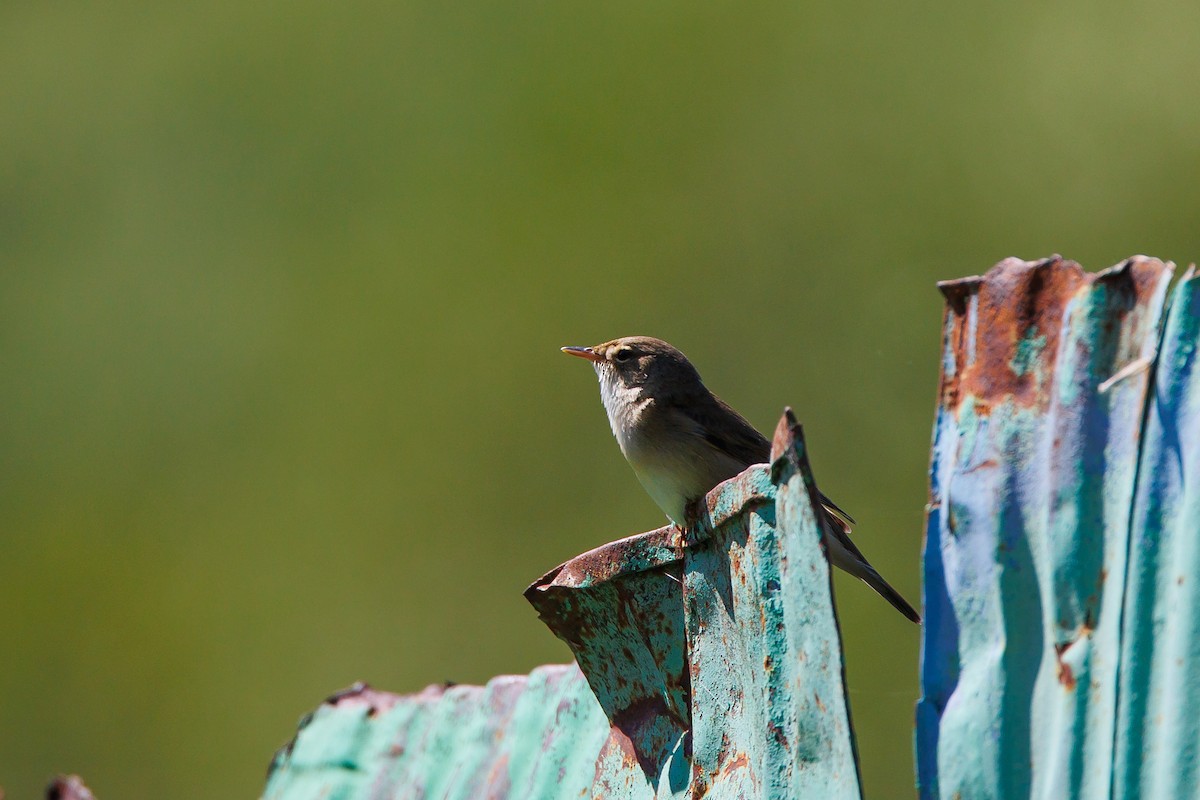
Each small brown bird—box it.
[563,335,920,623]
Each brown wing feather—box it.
[687,394,857,523]
[687,393,772,466]
[681,390,917,622]
[819,493,856,524]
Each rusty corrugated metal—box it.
[264,411,863,799]
[525,524,691,795]
[529,412,862,797]
[261,666,618,800]
[1113,267,1200,798]
[682,411,862,798]
[918,255,1181,799]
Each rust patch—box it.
[769,720,790,749]
[609,724,643,769]
[938,275,983,316]
[770,410,795,463]
[483,755,511,800]
[961,458,999,475]
[1057,660,1078,691]
[321,683,405,717]
[722,751,751,773]
[535,526,681,589]
[1096,256,1172,309]
[609,693,681,777]
[1052,633,1092,692]
[938,256,1087,412]
[936,255,1172,414]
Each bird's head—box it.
[561,336,703,404]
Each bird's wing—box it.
[819,492,856,525]
[687,394,772,466]
[684,392,859,523]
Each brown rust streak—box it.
[721,751,751,773]
[1092,256,1173,352]
[770,409,797,463]
[323,682,405,717]
[1053,618,1097,692]
[938,256,1086,412]
[936,255,1172,415]
[1097,255,1170,306]
[1055,652,1078,692]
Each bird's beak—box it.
[561,346,603,363]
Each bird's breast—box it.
[626,451,708,525]
[621,415,749,526]
[595,370,748,525]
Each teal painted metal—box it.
[1114,267,1200,798]
[526,524,692,797]
[261,667,615,800]
[918,255,1199,799]
[264,412,862,798]
[537,411,863,797]
[682,413,862,798]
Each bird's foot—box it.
[675,498,708,544]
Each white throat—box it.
[596,367,649,456]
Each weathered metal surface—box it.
[527,410,861,799]
[1113,267,1200,799]
[262,666,621,800]
[526,526,691,792]
[682,411,862,798]
[265,410,862,799]
[918,255,1178,799]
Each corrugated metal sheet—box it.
[918,255,1186,799]
[262,666,618,800]
[682,412,862,798]
[526,524,691,798]
[264,411,862,799]
[1113,267,1200,798]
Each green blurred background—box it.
[2,0,1198,797]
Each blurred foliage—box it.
[2,0,1199,797]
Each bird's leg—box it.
[676,497,708,544]
[668,519,690,548]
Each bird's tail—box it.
[821,508,922,624]
[858,565,921,624]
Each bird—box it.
[562,335,920,624]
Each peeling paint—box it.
[919,255,1183,800]
[1113,267,1200,799]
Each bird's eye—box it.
[614,348,634,363]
